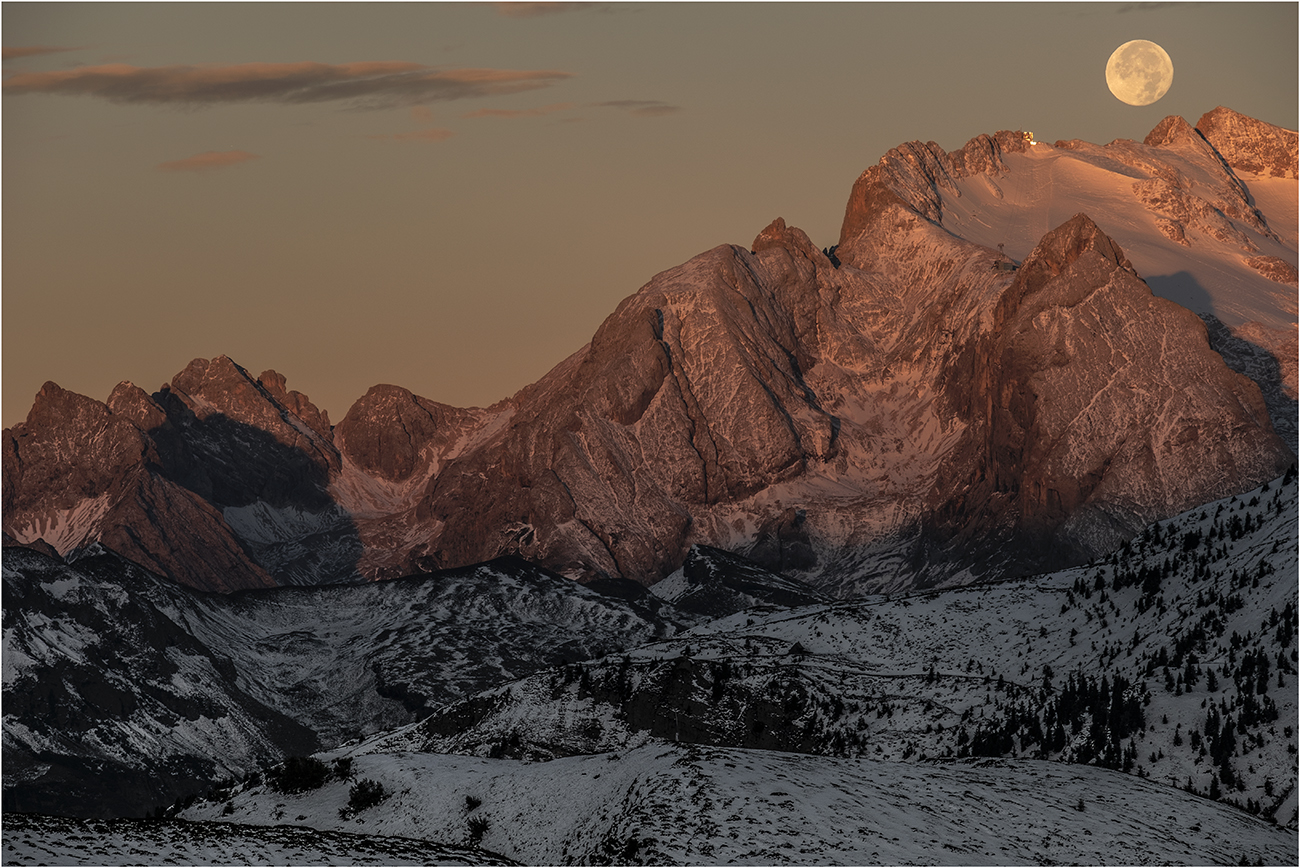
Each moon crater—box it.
[1106,40,1173,106]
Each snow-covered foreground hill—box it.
[180,743,1294,866]
[0,812,516,866]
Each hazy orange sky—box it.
[4,2,1297,428]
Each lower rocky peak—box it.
[751,217,824,264]
[1014,213,1136,291]
[1143,114,1202,149]
[335,384,478,483]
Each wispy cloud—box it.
[368,128,456,143]
[462,101,573,119]
[596,99,681,118]
[2,61,573,108]
[493,2,595,18]
[1116,2,1181,12]
[411,105,437,124]
[157,150,260,173]
[3,45,86,61]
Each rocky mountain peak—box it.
[1196,106,1299,179]
[1142,114,1201,149]
[335,384,477,483]
[170,353,250,408]
[106,382,167,432]
[3,383,152,516]
[165,356,338,474]
[924,209,1290,579]
[20,380,111,432]
[751,217,821,262]
[948,130,1030,178]
[1014,213,1137,295]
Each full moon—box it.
[1105,39,1174,106]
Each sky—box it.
[4,1,1297,429]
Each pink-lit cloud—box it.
[596,99,681,117]
[368,128,456,143]
[411,105,437,124]
[3,45,86,61]
[462,101,573,119]
[2,61,573,108]
[493,3,596,18]
[157,150,260,173]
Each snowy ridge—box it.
[179,743,1294,866]
[2,550,317,817]
[648,545,828,616]
[937,140,1294,331]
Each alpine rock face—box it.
[2,108,1294,594]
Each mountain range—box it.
[4,106,1295,598]
[3,105,1297,864]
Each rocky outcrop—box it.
[839,130,1032,241]
[948,130,1031,178]
[1131,114,1275,246]
[1246,255,1299,286]
[1196,106,1299,179]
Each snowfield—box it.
[937,135,1295,333]
[179,743,1294,866]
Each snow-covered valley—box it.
[158,471,1300,864]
